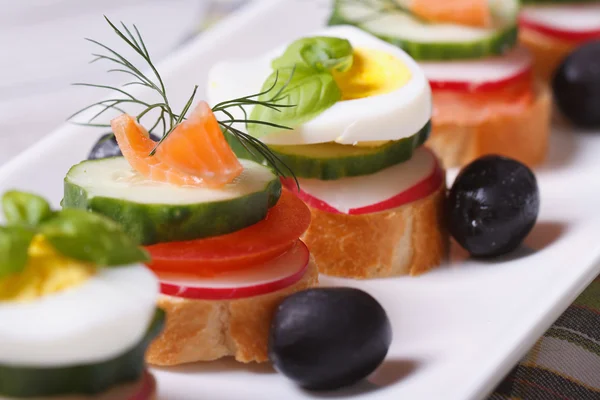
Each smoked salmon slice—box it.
[410,0,492,28]
[111,101,243,188]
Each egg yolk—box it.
[332,47,412,101]
[331,48,411,148]
[0,236,95,303]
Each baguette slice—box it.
[146,257,319,366]
[426,81,551,169]
[519,27,577,82]
[301,182,448,279]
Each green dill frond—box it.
[70,17,298,184]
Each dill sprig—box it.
[212,68,299,185]
[69,16,190,143]
[69,16,298,184]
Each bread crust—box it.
[301,182,448,279]
[426,81,552,169]
[146,258,319,366]
[519,27,578,82]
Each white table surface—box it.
[0,0,216,163]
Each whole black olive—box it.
[553,40,600,129]
[447,155,540,258]
[87,132,161,160]
[269,288,392,391]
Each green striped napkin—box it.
[490,277,600,399]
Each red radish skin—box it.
[145,190,311,277]
[129,371,155,400]
[422,47,533,93]
[283,150,444,215]
[519,15,600,43]
[519,6,600,43]
[349,161,444,215]
[429,68,532,93]
[159,241,310,300]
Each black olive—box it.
[269,288,392,391]
[447,155,540,258]
[553,40,600,129]
[87,132,161,160]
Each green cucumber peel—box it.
[0,308,165,398]
[329,0,520,60]
[249,36,355,137]
[248,65,342,137]
[229,121,431,180]
[0,191,148,279]
[62,157,282,246]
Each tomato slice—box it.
[159,241,310,300]
[145,190,311,277]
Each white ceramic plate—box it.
[1,0,599,399]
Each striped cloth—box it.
[490,277,600,399]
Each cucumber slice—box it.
[225,123,430,180]
[328,0,519,60]
[63,158,282,245]
[269,121,430,180]
[0,308,164,398]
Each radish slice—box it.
[129,371,156,400]
[159,241,309,300]
[420,47,533,92]
[284,148,443,215]
[520,5,600,42]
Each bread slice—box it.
[146,257,319,366]
[426,81,552,169]
[301,182,448,279]
[520,28,576,82]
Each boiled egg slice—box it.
[207,25,431,146]
[0,263,158,367]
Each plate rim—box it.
[2,1,600,399]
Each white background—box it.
[0,0,215,163]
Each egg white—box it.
[0,264,158,367]
[207,25,431,145]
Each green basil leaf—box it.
[0,226,35,279]
[272,37,353,73]
[248,66,341,137]
[2,191,53,226]
[40,209,149,267]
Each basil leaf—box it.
[40,209,149,267]
[0,226,35,279]
[2,191,52,226]
[272,37,353,73]
[248,66,341,137]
